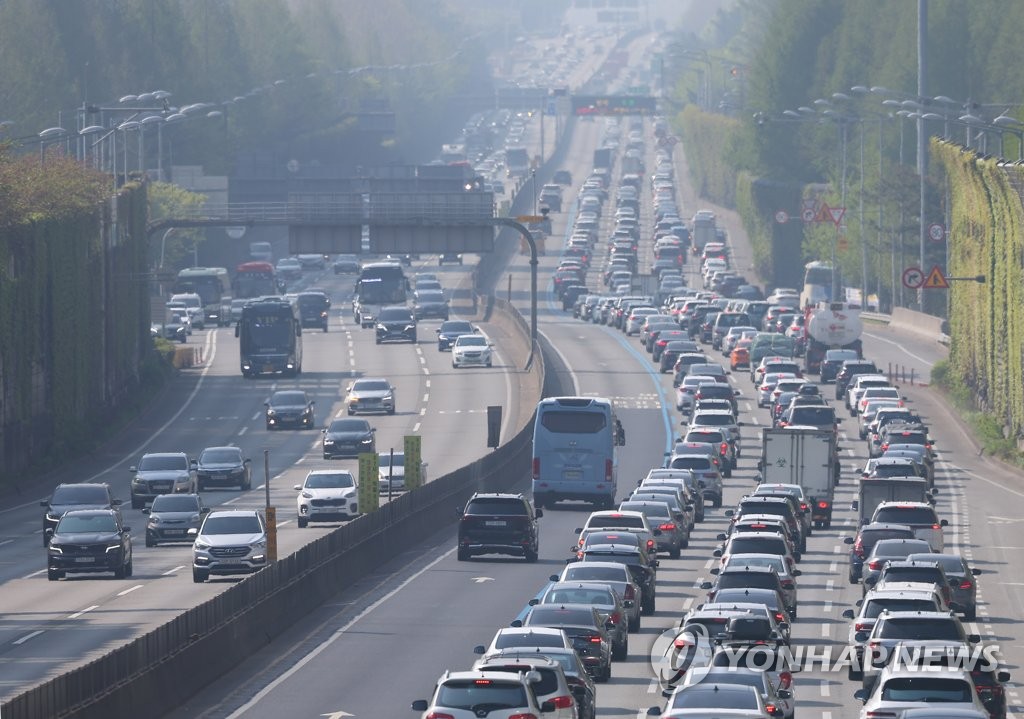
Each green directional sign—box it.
[571,95,657,116]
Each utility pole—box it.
[917,0,928,310]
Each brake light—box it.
[606,459,613,483]
[610,612,621,624]
[960,580,973,590]
[474,680,492,685]
[425,713,456,719]
[647,539,655,550]
[818,501,829,509]
[855,622,872,631]
[749,523,768,529]
[508,714,539,719]
[766,705,777,715]
[589,636,602,643]
[800,502,808,511]
[550,696,574,709]
[623,585,636,600]
[868,560,883,570]
[774,611,785,622]
[720,442,729,456]
[932,523,941,530]
[760,385,769,391]
[781,579,794,588]
[659,523,677,531]
[779,671,792,689]
[854,539,865,558]
[532,457,540,479]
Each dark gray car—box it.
[859,537,934,592]
[143,493,209,546]
[536,581,631,660]
[196,446,252,490]
[907,552,982,620]
[321,418,376,458]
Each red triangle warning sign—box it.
[815,202,832,223]
[923,265,949,289]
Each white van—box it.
[168,293,206,329]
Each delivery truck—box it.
[852,476,936,527]
[758,427,839,528]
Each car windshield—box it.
[466,498,527,515]
[718,573,778,590]
[669,457,711,471]
[692,414,732,426]
[436,681,528,710]
[583,532,639,547]
[729,537,785,555]
[416,291,445,302]
[51,486,108,504]
[527,607,595,626]
[863,598,938,618]
[271,391,306,405]
[150,495,199,512]
[881,566,942,582]
[378,309,412,321]
[440,321,474,334]
[564,566,627,582]
[138,455,187,471]
[619,502,670,521]
[861,528,915,548]
[880,677,971,702]
[202,515,262,535]
[873,507,938,524]
[790,407,835,423]
[908,554,965,575]
[871,540,933,558]
[878,618,961,640]
[727,556,785,573]
[493,631,564,649]
[327,419,370,433]
[587,515,644,529]
[199,448,241,464]
[57,514,117,533]
[305,473,354,489]
[352,381,390,392]
[670,687,758,710]
[545,588,614,605]
[379,454,405,467]
[456,336,487,347]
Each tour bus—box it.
[353,261,410,328]
[531,397,625,510]
[233,261,280,299]
[235,298,303,378]
[174,267,231,326]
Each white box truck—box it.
[852,476,936,527]
[758,427,838,528]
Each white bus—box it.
[531,397,625,509]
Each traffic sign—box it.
[928,223,945,243]
[827,206,846,227]
[902,266,924,290]
[516,215,547,224]
[815,203,832,223]
[801,208,816,223]
[923,265,949,289]
[774,210,789,224]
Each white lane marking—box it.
[68,605,100,619]
[295,457,304,464]
[750,416,759,425]
[423,368,430,376]
[12,630,44,645]
[117,584,144,597]
[420,408,427,416]
[820,680,831,697]
[237,426,248,436]
[824,601,833,613]
[681,597,693,612]
[425,380,431,388]
[829,561,838,573]
[162,565,186,576]
[251,411,261,421]
[821,623,830,637]
[276,520,290,528]
[862,331,936,367]
[0,539,13,547]
[647,678,659,694]
[412,422,421,433]
[22,569,45,579]
[223,497,241,505]
[422,393,429,402]
[225,546,457,718]
[703,559,715,570]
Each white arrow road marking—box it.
[472,577,495,584]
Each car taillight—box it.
[589,636,602,643]
[647,539,655,550]
[881,443,889,451]
[960,580,973,590]
[818,501,829,509]
[605,459,613,482]
[800,502,808,511]
[425,713,456,719]
[765,705,777,716]
[854,540,865,558]
[659,523,677,531]
[932,523,941,530]
[864,712,898,719]
[550,696,574,709]
[774,611,785,622]
[781,579,794,588]
[760,385,769,391]
[855,622,872,631]
[779,671,792,689]
[720,442,729,455]
[610,612,621,624]
[532,457,540,480]
[868,560,883,570]
[623,585,636,600]
[508,714,539,719]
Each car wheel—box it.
[713,495,722,508]
[146,537,156,548]
[628,614,641,632]
[347,408,355,416]
[964,605,977,620]
[125,556,133,577]
[452,361,458,368]
[524,547,538,563]
[723,466,732,478]
[193,568,209,583]
[457,547,470,561]
[788,606,796,620]
[642,599,655,616]
[387,407,395,415]
[670,544,681,560]
[486,359,492,367]
[612,637,628,661]
[297,517,309,528]
[131,496,143,510]
[375,337,381,345]
[114,561,126,580]
[47,568,64,581]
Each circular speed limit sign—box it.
[928,223,945,242]
[902,266,924,290]
[774,210,789,224]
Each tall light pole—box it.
[917,0,928,310]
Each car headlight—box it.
[404,324,415,331]
[383,394,393,402]
[106,543,122,553]
[266,409,277,416]
[324,439,335,445]
[149,516,161,524]
[48,545,63,554]
[194,541,211,551]
[360,437,373,444]
[376,324,386,331]
[301,491,314,499]
[252,540,267,551]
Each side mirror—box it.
[455,506,464,518]
[187,528,198,537]
[931,487,939,495]
[777,689,793,700]
[940,518,949,527]
[792,569,802,577]
[201,507,210,514]
[129,466,137,473]
[842,609,855,619]
[709,567,720,575]
[40,500,49,507]
[724,509,734,517]
[713,549,722,557]
[851,500,859,511]
[549,574,560,582]
[472,644,486,655]
[623,600,635,608]
[647,709,660,717]
[972,568,982,576]
[540,701,557,714]
[510,619,523,628]
[529,598,539,606]
[565,558,574,564]
[998,670,1011,683]
[968,633,982,643]
[716,533,728,541]
[843,536,854,545]
[535,508,543,518]
[700,581,713,590]
[141,508,150,515]
[411,700,428,711]
[574,527,583,534]
[263,402,269,407]
[294,485,302,491]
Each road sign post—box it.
[902,266,924,290]
[922,265,949,289]
[927,223,945,243]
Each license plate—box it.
[563,470,583,481]
[164,529,185,536]
[212,474,227,480]
[485,520,507,527]
[263,364,274,373]
[74,557,95,563]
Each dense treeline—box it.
[0,0,491,173]
[675,0,1024,310]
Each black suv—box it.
[47,509,132,580]
[835,360,880,399]
[732,495,806,552]
[374,306,417,344]
[40,483,122,546]
[701,565,796,619]
[296,291,330,332]
[457,493,541,562]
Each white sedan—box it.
[451,334,493,368]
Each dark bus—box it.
[235,298,303,377]
[353,262,409,328]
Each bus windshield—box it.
[357,265,407,304]
[241,311,293,353]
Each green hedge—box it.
[735,173,806,290]
[935,140,1024,439]
[677,106,741,208]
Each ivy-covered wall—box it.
[735,173,806,290]
[0,182,149,484]
[935,140,1024,438]
[677,105,741,208]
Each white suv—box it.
[294,469,360,527]
[411,670,556,719]
[168,293,206,329]
[190,509,268,583]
